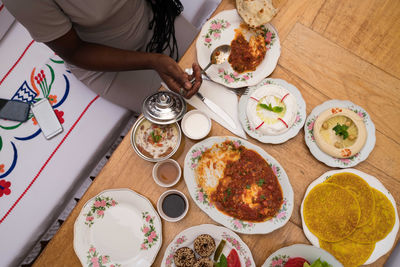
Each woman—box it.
[3,0,202,113]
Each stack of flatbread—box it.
[236,0,277,28]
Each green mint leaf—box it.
[332,123,349,140]
[259,103,283,113]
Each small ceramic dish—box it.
[130,115,182,162]
[304,100,376,168]
[181,110,212,140]
[152,159,181,187]
[157,190,189,222]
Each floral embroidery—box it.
[31,117,38,125]
[0,164,4,173]
[165,235,187,266]
[84,196,117,227]
[48,94,58,105]
[269,254,290,267]
[203,19,231,48]
[54,109,65,124]
[0,179,11,197]
[140,212,159,250]
[86,246,121,267]
[221,232,253,267]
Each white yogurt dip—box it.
[246,84,297,135]
[182,110,211,140]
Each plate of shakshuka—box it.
[183,136,294,234]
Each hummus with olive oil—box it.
[135,119,179,159]
[313,108,367,158]
[246,83,297,135]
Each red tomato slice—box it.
[284,257,309,267]
[227,249,241,267]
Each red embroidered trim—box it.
[250,97,259,102]
[278,118,288,128]
[256,121,264,130]
[0,4,4,12]
[281,93,289,103]
[0,40,35,86]
[0,95,100,224]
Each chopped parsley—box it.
[259,103,283,113]
[246,184,251,189]
[257,179,265,187]
[151,131,162,143]
[333,123,349,140]
[260,195,266,200]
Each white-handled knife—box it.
[196,92,237,130]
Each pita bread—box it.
[236,0,277,28]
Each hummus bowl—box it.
[304,100,376,168]
[131,116,182,162]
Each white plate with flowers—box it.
[262,244,343,267]
[74,188,162,267]
[183,136,293,234]
[196,9,280,88]
[238,78,306,144]
[162,224,255,267]
[304,100,375,168]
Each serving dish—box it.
[300,169,399,265]
[130,115,182,162]
[304,100,375,168]
[74,188,162,267]
[196,9,281,88]
[238,78,306,144]
[262,244,343,267]
[161,224,255,267]
[183,136,293,234]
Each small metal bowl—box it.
[130,115,182,162]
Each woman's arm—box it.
[45,28,201,98]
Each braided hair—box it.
[145,0,184,61]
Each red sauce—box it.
[210,147,283,222]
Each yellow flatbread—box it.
[326,172,374,227]
[303,183,360,242]
[348,188,396,243]
[320,238,375,267]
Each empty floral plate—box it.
[304,100,376,168]
[162,224,255,267]
[196,9,281,88]
[74,189,162,267]
[183,136,294,234]
[262,244,343,267]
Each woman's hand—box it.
[154,54,202,98]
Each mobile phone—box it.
[0,98,30,122]
[31,99,63,139]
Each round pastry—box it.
[173,247,196,267]
[246,83,297,135]
[194,258,214,267]
[313,107,367,158]
[193,234,216,257]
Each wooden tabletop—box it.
[34,0,400,266]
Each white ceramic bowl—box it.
[181,110,211,140]
[157,190,189,222]
[152,159,181,187]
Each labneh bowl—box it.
[130,115,182,162]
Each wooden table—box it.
[34,0,400,266]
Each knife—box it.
[196,92,237,130]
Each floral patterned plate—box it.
[196,9,281,88]
[262,244,343,267]
[74,189,162,267]
[183,136,294,234]
[238,78,306,144]
[304,100,376,168]
[300,169,399,265]
[161,224,255,267]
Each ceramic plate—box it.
[304,100,376,168]
[300,169,399,265]
[196,9,281,88]
[238,78,306,144]
[74,189,162,267]
[183,136,294,234]
[162,224,255,267]
[262,244,343,267]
